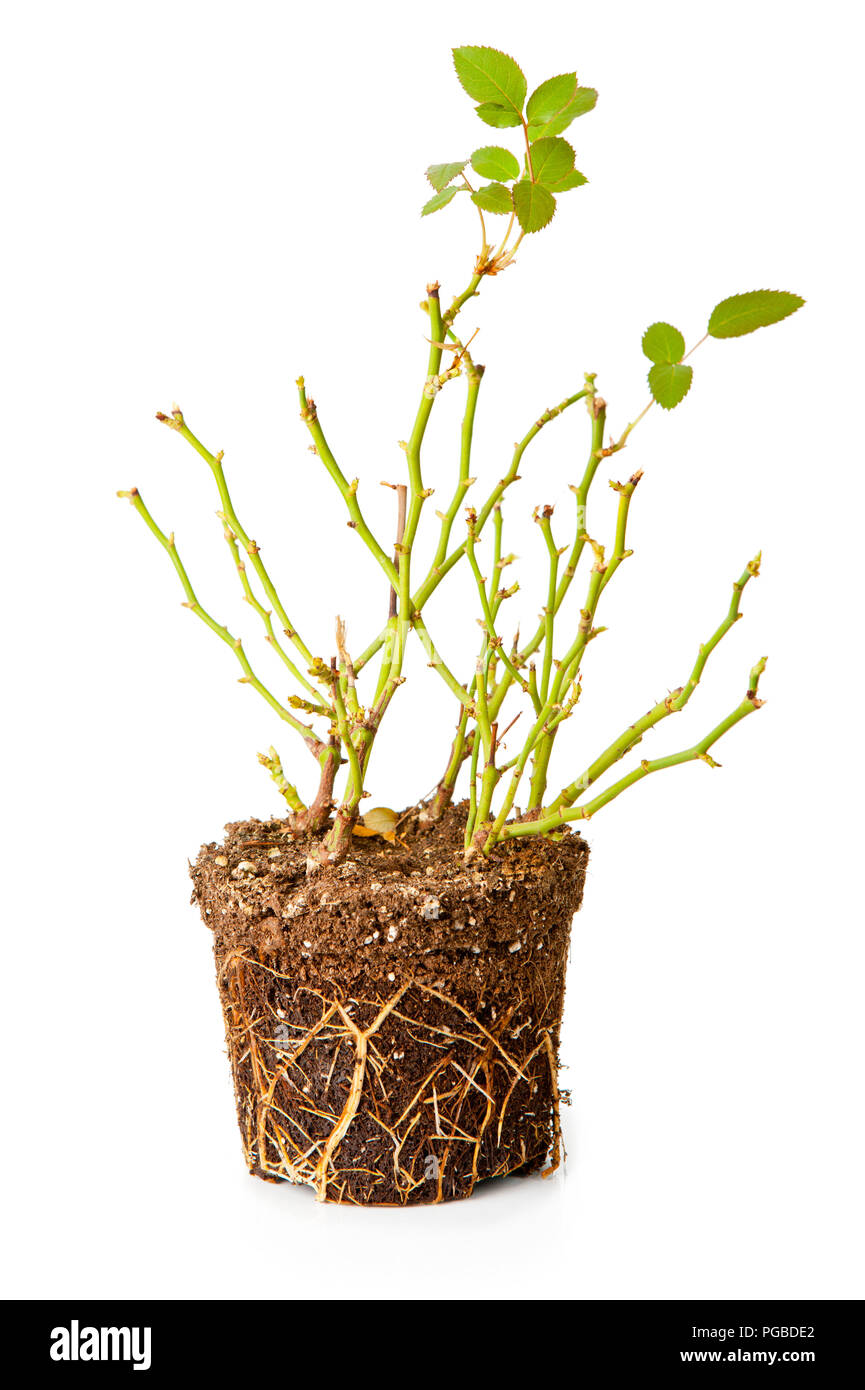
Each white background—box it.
[2,0,863,1300]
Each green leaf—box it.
[528,86,597,140]
[426,161,466,192]
[421,186,460,217]
[648,362,693,409]
[530,137,575,188]
[471,145,520,181]
[707,289,805,339]
[512,180,556,234]
[453,46,527,116]
[642,322,686,364]
[474,102,522,128]
[546,169,588,193]
[526,73,577,126]
[471,182,513,215]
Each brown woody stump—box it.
[191,802,588,1206]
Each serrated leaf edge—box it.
[425,161,467,192]
[512,181,557,234]
[647,361,694,410]
[421,186,461,217]
[452,45,527,115]
[642,322,687,366]
[527,86,598,142]
[525,72,578,126]
[707,289,806,339]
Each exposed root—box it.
[220,954,566,1205]
[196,804,590,1205]
[540,1029,564,1178]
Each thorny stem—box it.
[311,266,494,857]
[483,548,607,850]
[156,407,316,669]
[117,489,325,760]
[296,381,398,588]
[329,659,363,806]
[302,738,342,832]
[498,380,605,685]
[598,470,641,595]
[397,284,446,663]
[535,505,559,706]
[417,386,590,611]
[429,360,484,577]
[352,384,588,683]
[430,381,612,829]
[475,396,614,824]
[502,658,768,838]
[444,272,483,327]
[387,484,408,621]
[220,520,322,703]
[464,703,482,852]
[302,274,475,856]
[126,208,770,862]
[428,709,472,821]
[411,614,474,708]
[258,746,305,814]
[465,514,527,701]
[309,249,572,853]
[547,554,762,815]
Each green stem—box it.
[321,281,464,846]
[411,613,474,707]
[464,696,483,850]
[504,385,605,680]
[535,505,559,706]
[598,470,641,596]
[257,746,306,813]
[484,555,606,849]
[527,663,540,715]
[355,620,391,681]
[548,554,762,815]
[353,385,589,682]
[443,272,483,327]
[502,658,768,839]
[427,361,484,577]
[405,284,445,549]
[296,382,398,588]
[299,321,445,845]
[413,388,589,611]
[330,664,362,801]
[118,489,325,760]
[429,708,471,819]
[489,503,504,606]
[384,286,448,710]
[220,522,322,703]
[158,408,316,669]
[474,654,492,765]
[485,396,618,817]
[465,519,530,701]
[527,738,554,814]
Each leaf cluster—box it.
[422,47,596,234]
